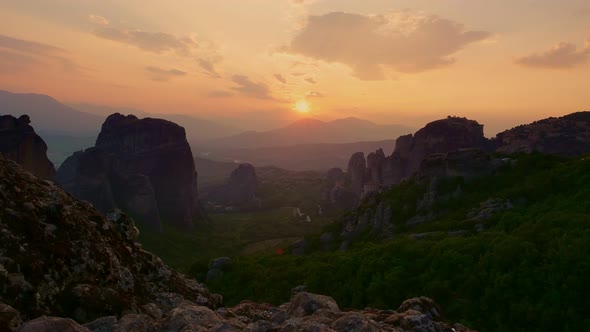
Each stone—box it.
[292,239,307,256]
[0,303,21,332]
[83,316,117,332]
[287,292,340,318]
[158,303,223,331]
[0,114,55,180]
[331,313,380,332]
[18,316,90,332]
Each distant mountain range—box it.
[206,117,413,149]
[194,140,396,171]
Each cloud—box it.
[198,58,221,78]
[208,90,234,98]
[94,27,197,55]
[145,66,186,81]
[304,77,316,84]
[230,75,274,99]
[274,73,287,84]
[0,34,83,73]
[94,26,222,76]
[515,40,590,69]
[286,11,490,80]
[305,91,324,98]
[88,14,109,26]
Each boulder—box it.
[0,303,21,332]
[287,292,340,317]
[18,316,89,332]
[0,114,55,179]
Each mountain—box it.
[195,139,396,171]
[207,117,414,149]
[0,90,104,136]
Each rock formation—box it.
[226,163,257,205]
[0,114,55,179]
[0,153,478,331]
[203,163,259,209]
[493,111,590,156]
[0,154,219,324]
[343,117,489,199]
[56,113,205,230]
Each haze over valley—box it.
[1,1,590,331]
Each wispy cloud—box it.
[0,34,84,74]
[305,91,324,98]
[208,90,234,98]
[230,75,275,100]
[88,14,109,26]
[274,73,287,84]
[145,66,186,82]
[515,40,590,69]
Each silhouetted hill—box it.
[207,117,413,148]
[493,111,590,156]
[0,90,104,135]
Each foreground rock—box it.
[56,113,205,230]
[0,114,55,179]
[3,293,476,332]
[0,155,219,324]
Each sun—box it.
[295,100,310,113]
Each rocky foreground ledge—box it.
[2,294,474,332]
[0,155,475,331]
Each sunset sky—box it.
[0,0,589,134]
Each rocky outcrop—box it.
[2,293,476,332]
[0,114,55,180]
[56,113,205,230]
[341,117,489,201]
[202,163,260,209]
[417,149,503,180]
[493,111,590,156]
[347,152,367,196]
[0,155,220,325]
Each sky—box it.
[0,0,589,135]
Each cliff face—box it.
[56,113,205,230]
[493,111,590,156]
[341,117,488,200]
[0,155,219,324]
[0,114,55,180]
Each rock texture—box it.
[339,117,489,202]
[0,114,55,180]
[56,113,205,230]
[493,111,590,156]
[0,154,220,324]
[2,293,476,332]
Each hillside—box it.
[201,153,590,331]
[207,117,413,149]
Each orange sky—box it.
[0,0,589,134]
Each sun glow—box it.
[295,100,310,113]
